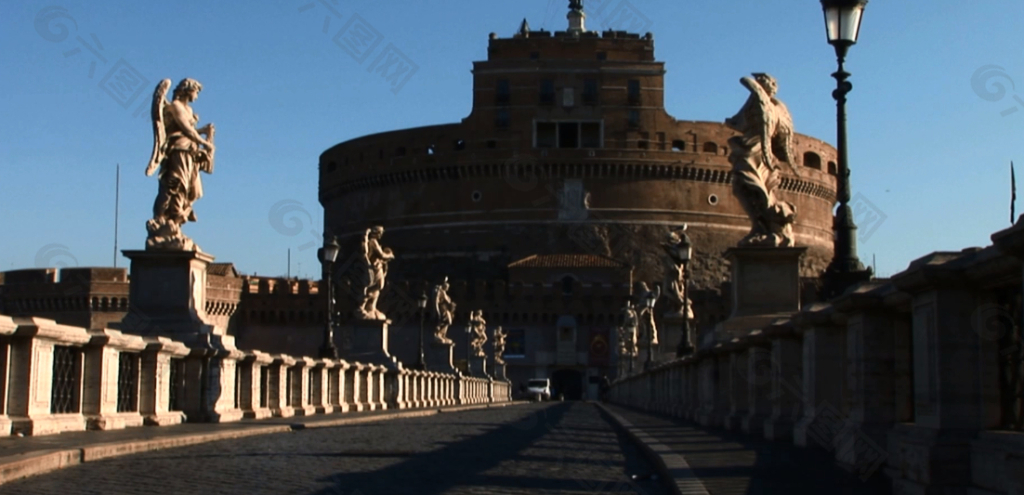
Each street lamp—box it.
[318,236,340,359]
[821,0,872,299]
[643,290,658,371]
[465,317,472,376]
[674,232,694,357]
[414,291,428,370]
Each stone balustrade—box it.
[606,221,1024,495]
[0,315,512,438]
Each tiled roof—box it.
[208,263,238,277]
[508,254,630,269]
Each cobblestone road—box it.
[3,403,668,495]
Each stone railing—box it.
[606,221,1024,495]
[0,316,513,437]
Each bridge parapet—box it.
[606,221,1024,495]
[0,315,511,438]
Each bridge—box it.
[1,219,1024,494]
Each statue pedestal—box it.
[346,319,400,370]
[426,340,456,374]
[469,355,490,378]
[492,361,507,380]
[712,247,806,343]
[119,250,227,340]
[117,249,242,423]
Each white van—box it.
[525,378,551,401]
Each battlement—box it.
[242,275,319,296]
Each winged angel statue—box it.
[725,73,797,247]
[144,78,215,251]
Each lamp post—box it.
[318,236,340,359]
[643,291,657,371]
[821,0,872,299]
[465,319,472,376]
[674,231,694,357]
[414,292,428,370]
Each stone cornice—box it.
[890,250,976,293]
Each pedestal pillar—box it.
[469,355,490,378]
[347,320,401,371]
[426,340,457,374]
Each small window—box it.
[530,51,540,60]
[558,122,579,149]
[583,79,598,105]
[581,122,601,148]
[496,79,510,105]
[454,139,466,151]
[804,152,822,169]
[827,161,838,175]
[628,80,641,105]
[540,79,555,105]
[561,275,574,295]
[628,110,640,128]
[637,140,649,150]
[395,146,407,156]
[702,142,718,153]
[536,122,557,148]
[496,109,510,129]
[671,140,686,152]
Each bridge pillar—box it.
[237,350,273,420]
[724,349,749,431]
[886,270,1002,493]
[793,307,844,447]
[764,333,803,441]
[742,346,772,437]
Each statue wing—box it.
[145,79,172,177]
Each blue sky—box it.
[0,0,1021,279]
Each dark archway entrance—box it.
[550,368,584,400]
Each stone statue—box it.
[636,282,661,346]
[617,301,638,358]
[661,225,695,319]
[145,78,215,251]
[725,73,797,247]
[469,309,487,357]
[431,277,456,344]
[493,326,507,364]
[355,226,394,320]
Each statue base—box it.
[712,247,805,343]
[346,319,400,370]
[118,249,229,341]
[425,340,457,374]
[469,355,490,378]
[492,361,507,380]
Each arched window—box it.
[671,140,685,151]
[827,161,838,175]
[803,152,822,170]
[702,142,718,153]
[561,275,575,295]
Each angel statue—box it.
[617,301,638,358]
[493,326,507,364]
[725,73,797,247]
[661,225,695,319]
[636,281,661,346]
[355,226,395,320]
[469,309,488,357]
[431,277,456,344]
[144,78,215,251]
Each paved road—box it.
[3,403,668,495]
